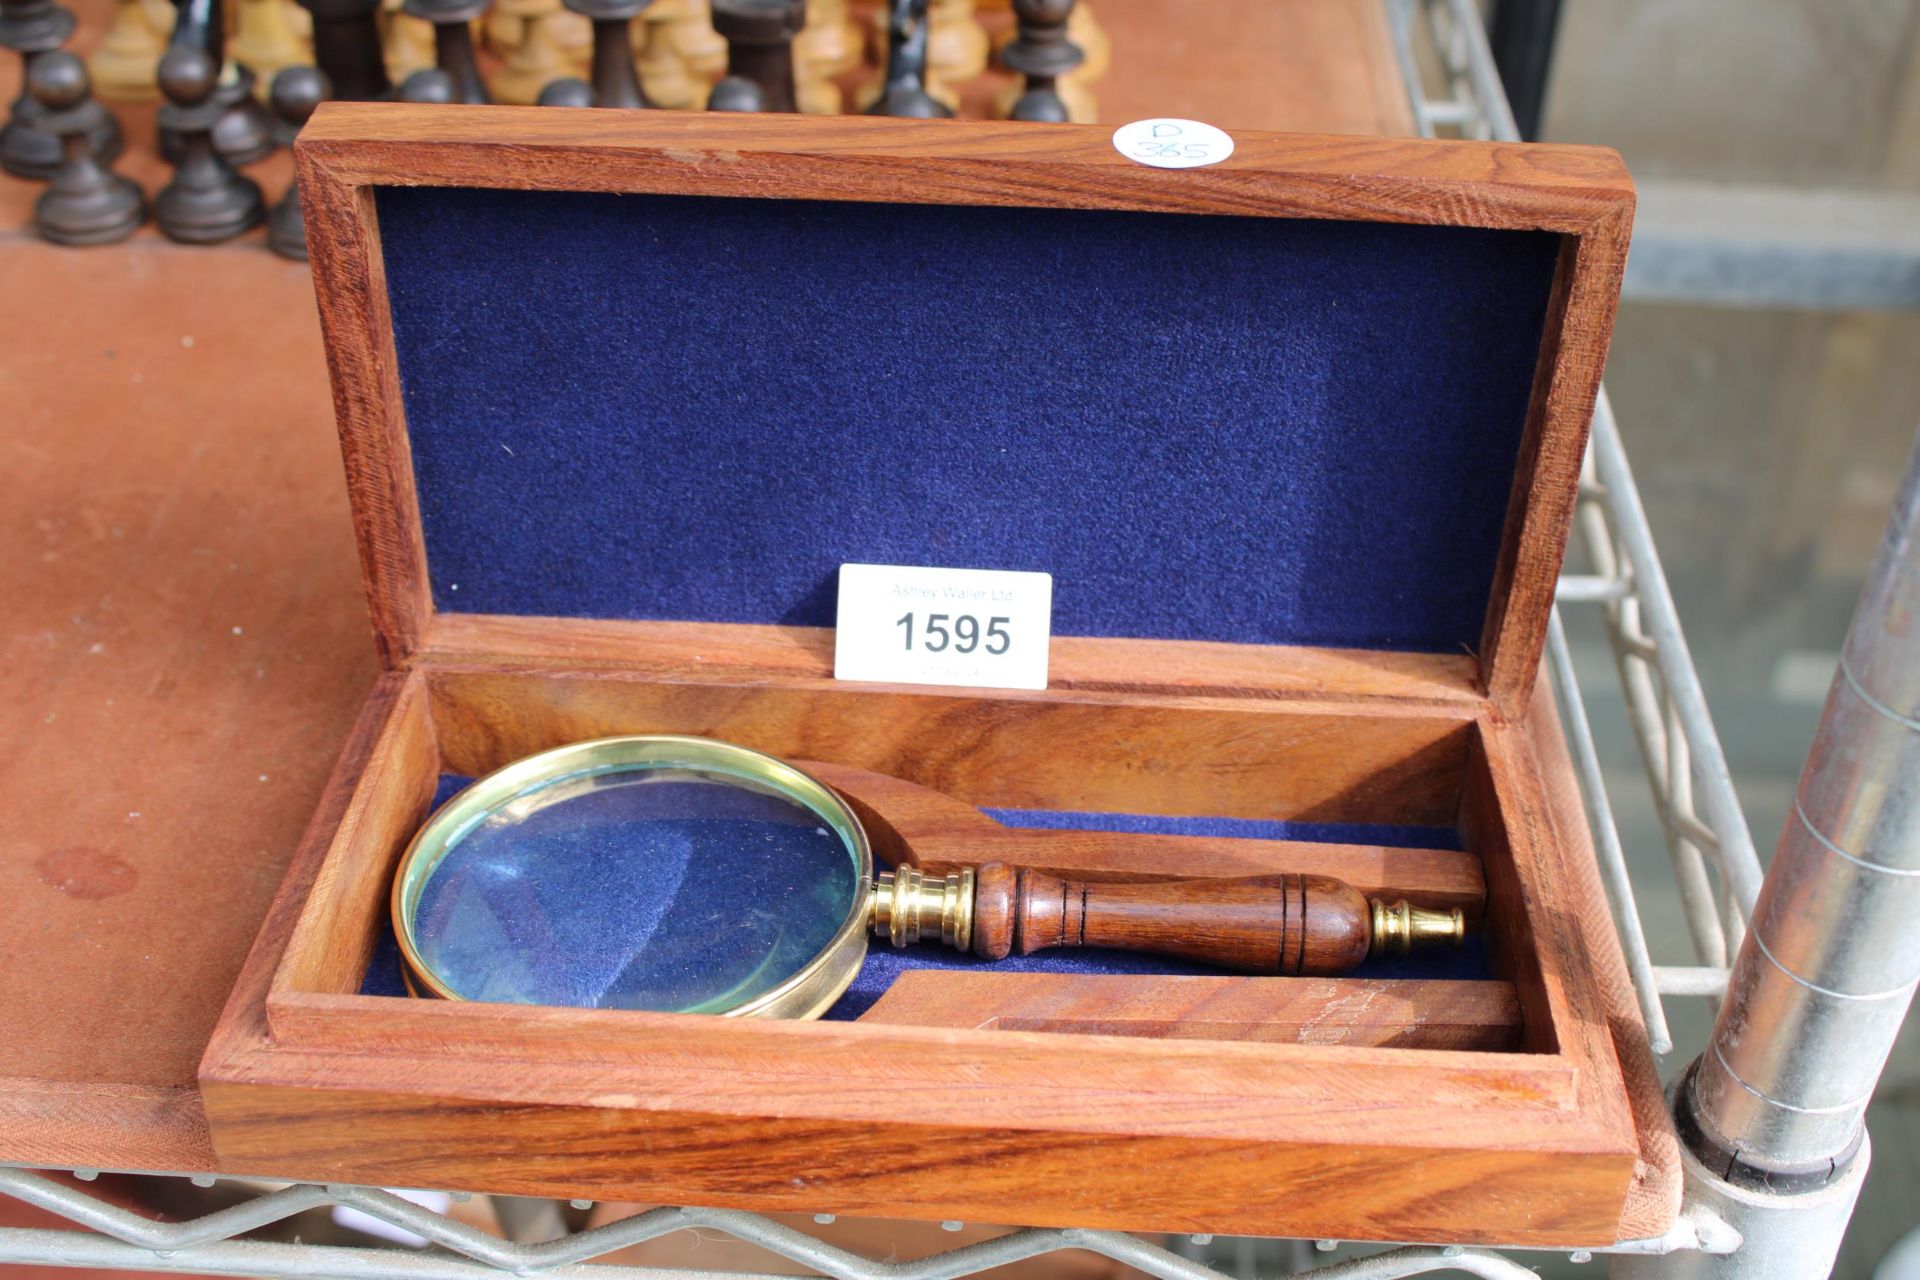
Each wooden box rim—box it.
[293,105,1634,719]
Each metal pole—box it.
[1618,429,1920,1279]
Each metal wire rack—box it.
[1382,0,1765,1066]
[1,2,1762,1276]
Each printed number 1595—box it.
[895,612,1010,656]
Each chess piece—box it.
[266,64,324,258]
[791,0,856,113]
[404,0,488,101]
[1055,0,1102,122]
[211,64,275,160]
[161,0,275,164]
[489,0,570,103]
[550,2,591,69]
[633,0,700,107]
[492,0,589,71]
[864,0,945,118]
[482,4,517,54]
[707,0,799,113]
[921,0,983,113]
[90,0,170,101]
[1000,0,1077,123]
[299,0,390,98]
[2,0,121,179]
[144,0,178,37]
[669,0,722,77]
[535,73,591,104]
[396,63,454,98]
[380,0,436,81]
[154,43,265,242]
[29,52,145,244]
[230,0,311,88]
[562,0,647,108]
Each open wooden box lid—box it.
[301,108,1632,714]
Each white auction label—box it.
[834,563,1052,691]
[1111,118,1235,169]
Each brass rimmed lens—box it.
[392,735,874,1019]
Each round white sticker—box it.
[1111,118,1236,169]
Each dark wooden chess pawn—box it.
[1000,0,1079,123]
[403,0,489,104]
[1,0,121,180]
[28,51,144,245]
[866,0,946,119]
[562,0,649,109]
[299,0,390,100]
[161,0,274,165]
[154,43,264,243]
[266,64,326,259]
[536,75,593,106]
[212,70,275,162]
[707,0,799,113]
[397,66,455,101]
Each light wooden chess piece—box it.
[634,0,701,107]
[230,0,312,90]
[549,2,592,74]
[491,0,572,101]
[670,0,723,78]
[484,3,518,51]
[380,0,437,82]
[489,0,589,74]
[89,0,170,101]
[1058,0,1103,121]
[791,0,858,113]
[921,0,983,113]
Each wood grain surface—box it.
[967,864,1376,974]
[1522,680,1683,1239]
[425,615,1486,705]
[0,238,372,1173]
[860,972,1523,1050]
[423,667,1478,823]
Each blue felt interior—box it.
[376,187,1560,653]
[358,776,1485,1015]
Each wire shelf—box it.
[1384,0,1763,1062]
[3,2,1759,1275]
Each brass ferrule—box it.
[1369,899,1466,957]
[869,866,975,952]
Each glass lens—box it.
[407,762,863,1013]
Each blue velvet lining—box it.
[359,776,1485,1015]
[376,187,1559,653]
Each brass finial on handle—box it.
[1369,899,1467,957]
[870,865,975,950]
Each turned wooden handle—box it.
[968,862,1373,976]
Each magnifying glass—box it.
[392,736,1466,1018]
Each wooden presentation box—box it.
[200,108,1656,1246]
